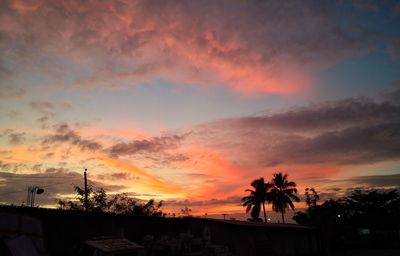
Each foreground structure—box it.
[0,206,322,256]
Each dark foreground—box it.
[0,206,398,256]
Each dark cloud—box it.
[388,39,400,60]
[29,101,72,129]
[166,196,241,208]
[7,111,21,120]
[382,81,400,103]
[7,132,26,145]
[108,134,188,158]
[29,101,71,113]
[0,161,27,173]
[0,169,126,206]
[36,115,50,129]
[96,172,139,181]
[0,161,12,171]
[0,150,11,156]
[266,122,400,166]
[163,153,190,163]
[0,84,25,99]
[1,129,25,145]
[327,187,342,192]
[44,152,54,158]
[42,123,102,152]
[29,101,55,112]
[0,65,12,80]
[348,174,400,188]
[211,97,400,133]
[195,89,400,167]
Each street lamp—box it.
[26,186,44,207]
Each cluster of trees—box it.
[294,189,400,228]
[293,189,400,250]
[58,185,164,217]
[242,172,300,223]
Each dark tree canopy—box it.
[58,185,164,217]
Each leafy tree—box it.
[269,173,300,223]
[305,187,320,207]
[293,189,400,250]
[295,189,400,228]
[343,189,400,229]
[293,198,347,226]
[180,206,192,217]
[242,177,272,222]
[58,186,164,217]
[58,185,107,211]
[107,194,164,216]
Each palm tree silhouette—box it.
[242,177,271,223]
[270,173,300,223]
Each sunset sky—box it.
[1,0,400,217]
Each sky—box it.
[1,0,400,218]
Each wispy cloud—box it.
[191,88,400,167]
[107,133,189,158]
[1,129,26,145]
[42,123,102,152]
[104,132,191,169]
[348,174,400,188]
[0,84,25,99]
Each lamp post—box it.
[26,186,44,207]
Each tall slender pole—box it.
[84,168,89,211]
[26,187,31,207]
[31,188,35,207]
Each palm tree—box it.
[242,177,271,223]
[270,173,300,223]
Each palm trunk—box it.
[281,211,285,223]
[262,201,267,223]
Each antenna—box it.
[84,168,89,211]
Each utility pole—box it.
[84,168,89,211]
[26,186,31,207]
[26,186,44,207]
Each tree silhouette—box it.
[58,186,164,216]
[269,173,300,223]
[58,185,107,211]
[305,187,320,207]
[242,177,271,223]
[293,189,400,251]
[107,194,164,216]
[180,206,192,217]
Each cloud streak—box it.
[191,88,400,168]
[42,123,102,152]
[108,133,188,158]
[348,174,400,188]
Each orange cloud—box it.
[100,157,185,198]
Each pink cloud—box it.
[1,0,382,94]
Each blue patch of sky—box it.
[315,50,400,100]
[49,80,299,133]
[316,0,400,100]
